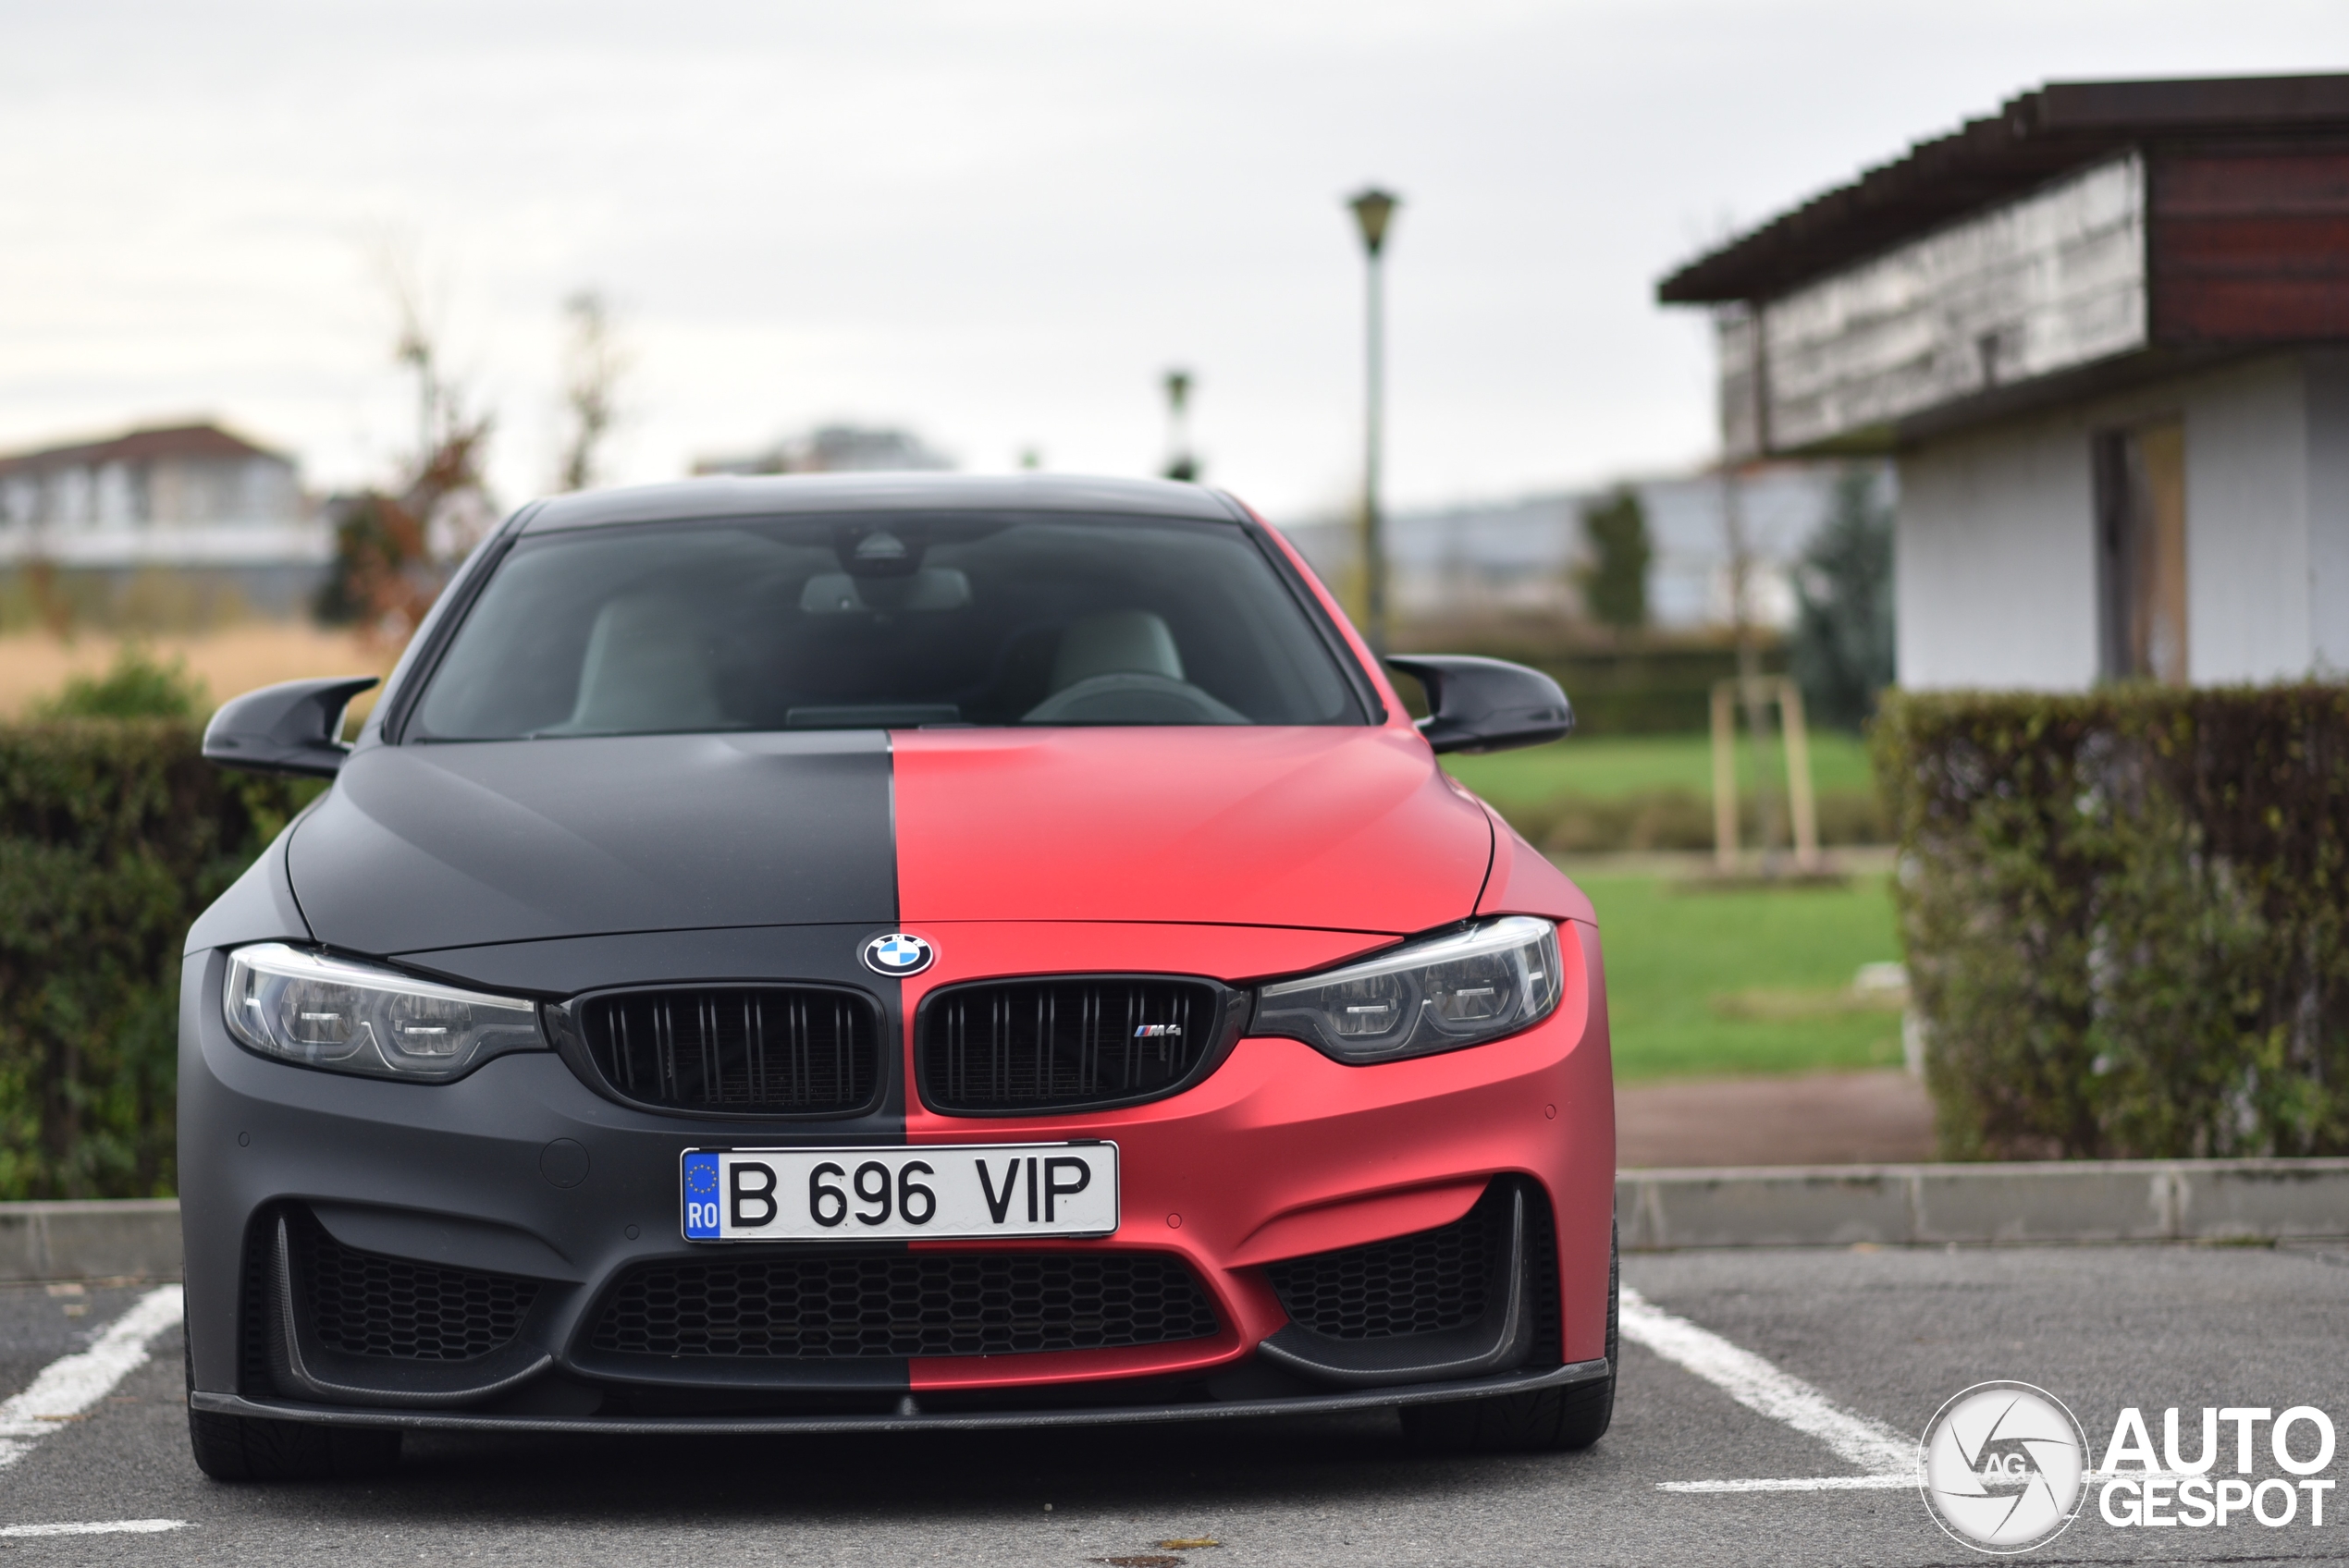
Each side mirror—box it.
[202,677,382,778]
[1385,655,1573,755]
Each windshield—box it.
[410,511,1366,739]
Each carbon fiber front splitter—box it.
[191,1357,1609,1436]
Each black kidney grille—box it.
[590,1252,1218,1359]
[580,987,879,1114]
[289,1210,537,1362]
[1266,1182,1510,1341]
[921,978,1221,1111]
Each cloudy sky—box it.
[1,0,2343,518]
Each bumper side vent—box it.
[590,1252,1219,1359]
[287,1209,537,1362]
[1266,1182,1512,1341]
[571,986,880,1116]
[917,977,1236,1113]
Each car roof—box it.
[516,472,1247,534]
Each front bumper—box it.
[178,920,1615,1428]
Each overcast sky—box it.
[1,1,2343,519]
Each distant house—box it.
[0,421,326,615]
[1659,75,2349,690]
[1275,461,1881,632]
[0,422,300,529]
[693,424,953,477]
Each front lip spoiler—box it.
[191,1358,1609,1436]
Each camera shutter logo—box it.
[1920,1381,2089,1554]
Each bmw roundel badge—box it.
[861,931,935,976]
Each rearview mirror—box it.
[799,567,971,614]
[202,676,380,778]
[1384,655,1573,755]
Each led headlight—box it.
[1252,915,1562,1064]
[222,942,546,1082]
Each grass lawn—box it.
[1576,871,1907,1081]
[1444,731,1877,813]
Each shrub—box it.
[1789,465,1894,731]
[0,721,316,1198]
[1576,486,1652,632]
[1496,787,1887,855]
[30,645,207,720]
[1874,684,2349,1160]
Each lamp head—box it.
[1347,189,1399,256]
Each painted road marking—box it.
[1658,1475,1917,1493]
[1617,1285,1918,1492]
[0,1285,184,1471]
[0,1520,190,1537]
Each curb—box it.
[0,1200,182,1282]
[1617,1158,2349,1249]
[6,1161,2348,1280]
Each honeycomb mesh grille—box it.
[1265,1182,1507,1341]
[579,986,879,1115]
[920,978,1223,1112]
[1523,1182,1561,1367]
[590,1252,1219,1359]
[289,1211,538,1362]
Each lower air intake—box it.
[1265,1182,1515,1341]
[918,977,1233,1113]
[287,1209,537,1362]
[590,1252,1219,1359]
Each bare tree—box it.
[317,241,498,641]
[373,239,447,463]
[557,290,627,492]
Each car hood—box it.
[891,727,1493,935]
[289,726,1494,957]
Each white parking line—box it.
[0,1520,190,1537]
[1658,1475,1916,1493]
[1617,1284,1918,1492]
[0,1285,185,1471]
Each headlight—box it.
[222,942,546,1082]
[1252,915,1563,1064]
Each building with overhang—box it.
[0,421,327,618]
[1659,75,2349,691]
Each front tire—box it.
[1401,1219,1617,1453]
[185,1327,400,1482]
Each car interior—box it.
[411,514,1361,740]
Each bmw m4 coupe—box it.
[180,473,1616,1479]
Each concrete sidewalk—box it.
[1618,1158,2349,1249]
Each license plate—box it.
[681,1143,1119,1242]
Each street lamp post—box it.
[1347,188,1398,655]
[1162,369,1197,483]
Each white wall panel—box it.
[1892,353,2345,692]
[2304,351,2349,675]
[1896,416,2100,691]
[2182,357,2311,685]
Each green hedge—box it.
[1496,787,1887,855]
[0,722,315,1198]
[1875,683,2349,1160]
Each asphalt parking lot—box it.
[1,1243,2345,1566]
